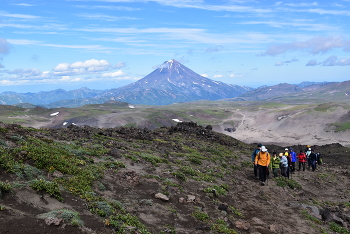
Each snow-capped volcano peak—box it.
[110,59,252,105]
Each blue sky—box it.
[1,0,350,93]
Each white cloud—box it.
[7,68,47,79]
[213,74,223,78]
[0,11,40,19]
[7,39,42,45]
[285,2,318,7]
[206,45,226,53]
[306,59,319,66]
[0,38,11,54]
[306,56,350,66]
[200,73,208,77]
[275,62,284,66]
[115,62,126,68]
[322,55,350,66]
[292,8,350,16]
[229,74,243,77]
[69,0,271,14]
[73,5,141,11]
[102,70,125,77]
[260,36,350,56]
[274,59,299,66]
[239,20,338,32]
[13,3,34,7]
[76,13,138,21]
[53,59,112,75]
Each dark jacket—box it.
[309,152,317,161]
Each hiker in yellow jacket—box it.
[254,146,271,186]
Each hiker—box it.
[289,148,297,173]
[254,146,270,185]
[316,152,322,165]
[309,149,318,171]
[279,152,289,178]
[306,148,312,169]
[304,145,311,153]
[251,143,262,179]
[285,148,292,176]
[270,151,280,178]
[297,150,307,171]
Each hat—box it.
[279,153,283,156]
[289,147,293,151]
[285,148,288,151]
[257,143,262,147]
[261,146,267,152]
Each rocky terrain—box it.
[0,122,349,234]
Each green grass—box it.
[192,211,210,221]
[275,177,302,189]
[301,210,322,224]
[333,122,350,132]
[329,222,350,234]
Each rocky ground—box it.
[0,122,349,234]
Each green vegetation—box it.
[229,206,243,217]
[37,209,84,226]
[106,213,151,234]
[30,179,63,201]
[329,222,350,234]
[203,184,229,196]
[211,219,238,234]
[192,211,210,221]
[275,177,302,189]
[301,210,322,224]
[0,181,12,198]
[332,122,350,132]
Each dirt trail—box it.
[216,107,350,147]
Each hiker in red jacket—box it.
[297,150,307,171]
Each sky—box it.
[1,0,350,93]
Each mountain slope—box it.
[98,59,253,105]
[226,81,350,103]
[0,122,349,234]
[0,87,103,106]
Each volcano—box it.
[102,59,252,105]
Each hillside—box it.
[0,122,349,234]
[1,99,350,147]
[228,80,350,103]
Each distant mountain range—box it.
[0,60,252,107]
[0,59,349,108]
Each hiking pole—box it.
[266,167,269,186]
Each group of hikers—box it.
[251,143,322,185]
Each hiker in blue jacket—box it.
[289,148,297,173]
[251,143,262,179]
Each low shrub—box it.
[89,201,114,217]
[329,222,350,234]
[203,184,229,196]
[37,209,84,226]
[275,177,302,189]
[0,181,12,198]
[192,211,210,222]
[30,179,63,201]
